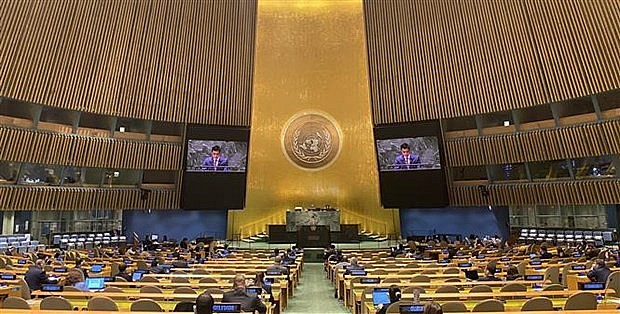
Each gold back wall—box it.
[230,0,397,238]
[0,0,256,126]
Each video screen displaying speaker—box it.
[182,124,250,209]
[374,120,448,208]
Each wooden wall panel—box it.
[364,0,547,124]
[451,179,620,206]
[0,126,182,170]
[0,0,257,126]
[0,186,178,210]
[365,0,620,124]
[446,119,620,166]
[524,0,620,101]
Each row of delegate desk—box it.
[327,249,620,314]
[0,249,303,313]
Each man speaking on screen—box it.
[394,143,420,169]
[202,145,229,171]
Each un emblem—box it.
[281,111,342,170]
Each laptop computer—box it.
[458,262,472,268]
[53,267,68,273]
[399,304,425,314]
[132,271,145,282]
[212,303,242,313]
[572,265,586,270]
[246,287,262,295]
[464,270,479,281]
[85,277,105,291]
[524,275,544,281]
[372,287,391,307]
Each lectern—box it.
[296,225,330,249]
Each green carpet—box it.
[284,263,349,314]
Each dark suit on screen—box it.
[222,288,267,313]
[394,154,420,169]
[201,156,229,171]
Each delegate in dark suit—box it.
[394,154,420,169]
[587,259,612,283]
[24,261,50,292]
[201,156,228,170]
[222,288,267,313]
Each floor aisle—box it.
[283,263,349,314]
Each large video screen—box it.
[374,120,448,208]
[186,140,248,172]
[376,137,441,171]
[181,125,249,210]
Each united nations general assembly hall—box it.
[0,1,619,314]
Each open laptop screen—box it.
[372,288,390,306]
[85,277,105,290]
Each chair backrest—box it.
[544,266,560,284]
[382,278,401,284]
[472,299,505,312]
[443,268,460,274]
[441,301,467,313]
[402,286,426,294]
[40,296,73,310]
[2,296,31,309]
[87,296,119,311]
[470,285,493,293]
[199,277,218,284]
[542,284,564,291]
[140,285,164,294]
[114,276,128,282]
[372,269,388,276]
[174,286,197,295]
[411,275,430,283]
[130,299,163,312]
[171,277,190,284]
[193,269,209,275]
[397,269,417,275]
[204,288,225,295]
[173,301,195,312]
[421,269,437,275]
[435,285,459,294]
[520,297,553,311]
[17,277,31,300]
[499,283,527,292]
[140,276,160,283]
[605,271,620,298]
[103,286,128,300]
[564,291,597,310]
[443,278,461,283]
[385,301,402,314]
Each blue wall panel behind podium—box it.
[123,210,228,241]
[400,206,510,239]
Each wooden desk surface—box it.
[1,310,193,314]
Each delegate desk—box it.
[361,290,615,314]
[143,274,290,310]
[31,291,274,314]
